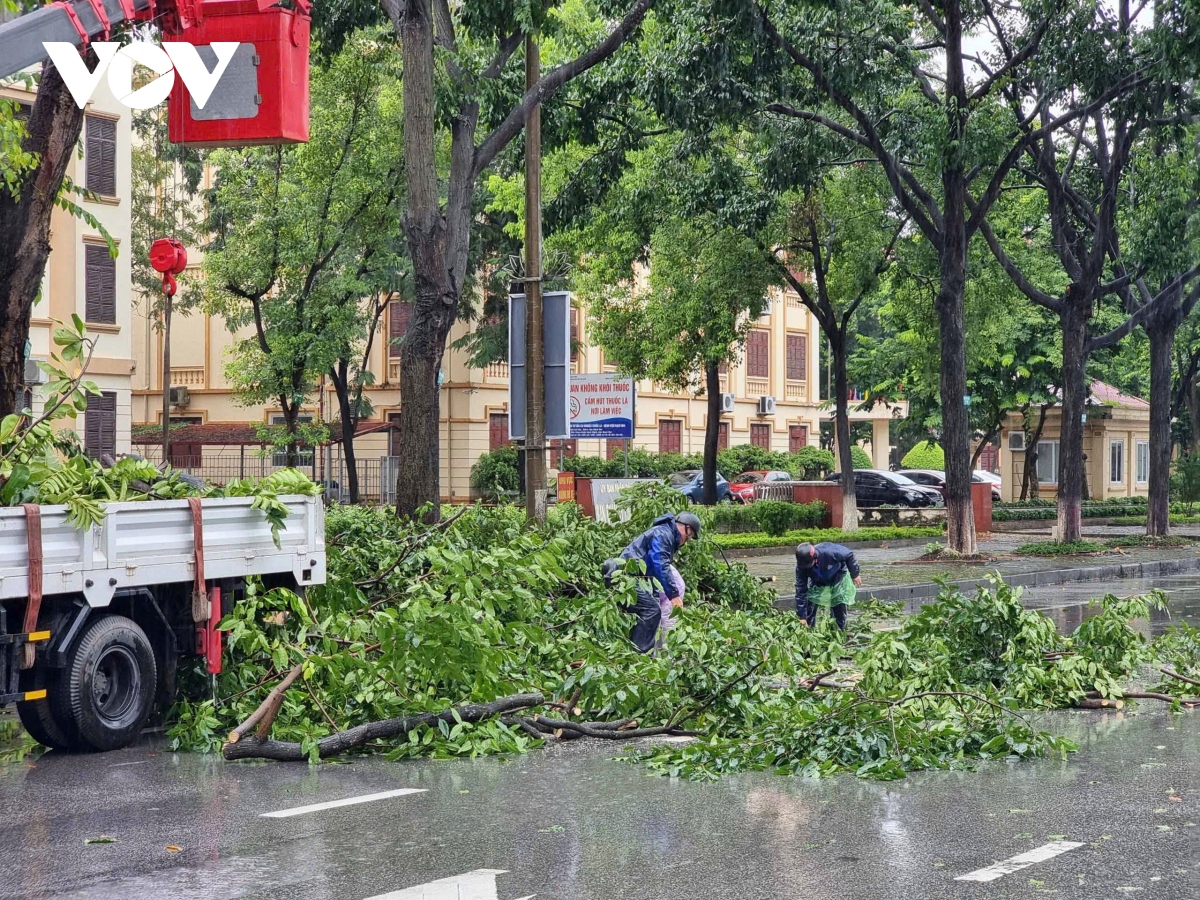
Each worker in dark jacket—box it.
[603,512,701,652]
[795,541,862,631]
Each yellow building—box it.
[131,274,904,501]
[997,381,1152,502]
[2,76,134,454]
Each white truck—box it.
[0,495,325,751]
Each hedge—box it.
[712,500,827,535]
[712,524,945,550]
[850,446,873,469]
[560,446,838,482]
[900,440,945,470]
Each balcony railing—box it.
[485,361,509,381]
[785,381,807,401]
[747,377,769,396]
[170,367,205,386]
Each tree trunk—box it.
[831,334,858,532]
[1190,373,1200,457]
[1021,403,1049,500]
[1057,306,1089,543]
[1145,311,1178,536]
[701,360,720,505]
[937,0,975,555]
[0,60,87,416]
[332,366,360,504]
[161,292,172,466]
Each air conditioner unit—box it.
[757,395,776,416]
[720,393,735,414]
[169,386,190,407]
[22,358,45,385]
[1008,431,1026,451]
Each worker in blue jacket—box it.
[603,512,701,652]
[795,541,862,631]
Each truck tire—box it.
[16,667,75,751]
[54,615,157,752]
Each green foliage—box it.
[563,446,835,481]
[469,447,520,500]
[792,446,837,479]
[711,525,944,550]
[711,500,827,536]
[1172,453,1200,514]
[900,441,945,470]
[1015,540,1106,556]
[850,446,873,469]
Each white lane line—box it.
[955,840,1086,883]
[261,788,426,818]
[364,868,534,900]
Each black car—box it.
[825,469,938,507]
[667,469,733,504]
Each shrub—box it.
[712,503,758,533]
[469,447,520,499]
[792,446,836,479]
[901,440,944,470]
[1172,453,1200,514]
[711,524,945,549]
[712,500,829,535]
[850,445,873,469]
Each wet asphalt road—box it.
[1,706,1197,900]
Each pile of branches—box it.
[169,498,1196,780]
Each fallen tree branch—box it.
[227,663,304,745]
[1161,668,1200,688]
[1077,697,1124,710]
[523,714,698,740]
[223,692,546,761]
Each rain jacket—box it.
[619,514,683,600]
[795,542,861,609]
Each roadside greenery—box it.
[712,526,944,551]
[900,441,945,470]
[712,500,827,536]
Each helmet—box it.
[676,511,702,540]
[796,542,816,568]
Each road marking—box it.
[261,788,426,818]
[955,841,1086,883]
[364,868,533,900]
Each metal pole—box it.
[524,35,547,523]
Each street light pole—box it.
[524,34,547,523]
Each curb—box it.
[861,555,1200,603]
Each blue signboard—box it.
[569,373,635,439]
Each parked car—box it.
[668,469,733,504]
[972,470,1003,501]
[729,469,793,503]
[825,469,941,507]
[898,469,946,497]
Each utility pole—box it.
[524,34,547,522]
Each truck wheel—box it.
[16,667,75,751]
[55,615,157,752]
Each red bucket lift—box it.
[155,0,311,147]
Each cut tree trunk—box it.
[332,365,360,503]
[1146,310,1178,536]
[701,360,720,505]
[830,335,858,532]
[0,59,88,416]
[1057,306,1089,543]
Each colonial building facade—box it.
[131,275,903,501]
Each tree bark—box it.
[0,60,87,416]
[1145,308,1179,536]
[830,333,858,532]
[1057,305,1089,543]
[1021,403,1049,500]
[161,292,172,466]
[1189,370,1200,457]
[702,360,720,505]
[331,363,360,504]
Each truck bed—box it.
[0,495,326,606]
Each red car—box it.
[729,469,793,503]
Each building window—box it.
[489,413,510,451]
[751,423,771,449]
[1135,440,1149,484]
[658,419,681,453]
[85,116,117,197]
[746,330,769,379]
[389,300,412,359]
[1035,440,1059,485]
[85,244,116,324]
[786,334,807,381]
[718,421,729,451]
[270,414,314,466]
[84,391,117,460]
[1110,439,1125,485]
[549,438,577,468]
[789,424,809,453]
